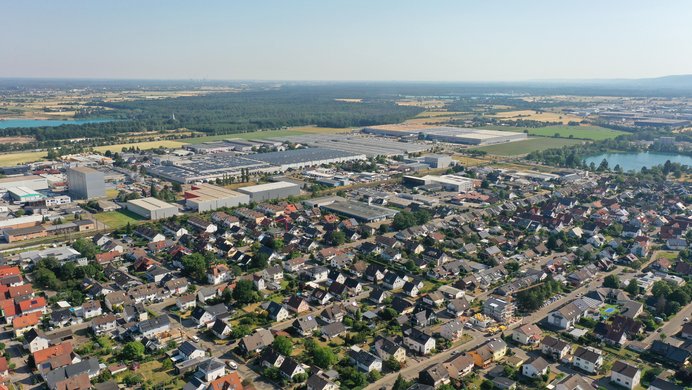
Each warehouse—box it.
[7,187,44,202]
[363,124,527,145]
[126,197,179,220]
[249,148,365,170]
[67,166,106,199]
[423,154,453,168]
[403,174,477,192]
[184,183,250,212]
[0,175,49,192]
[237,181,301,202]
[264,134,431,157]
[320,199,398,222]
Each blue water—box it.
[604,307,616,314]
[585,152,692,172]
[0,118,113,129]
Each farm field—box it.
[93,140,186,153]
[182,126,352,144]
[490,109,584,124]
[473,137,584,156]
[0,150,47,165]
[92,210,145,229]
[482,125,628,140]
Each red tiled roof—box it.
[18,296,46,312]
[33,341,74,365]
[12,313,40,329]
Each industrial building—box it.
[126,197,178,220]
[249,148,366,170]
[263,134,431,157]
[0,175,49,192]
[318,199,398,222]
[363,124,527,145]
[148,147,364,184]
[403,174,478,192]
[7,187,44,202]
[67,166,106,199]
[423,154,453,169]
[237,181,301,202]
[184,183,250,212]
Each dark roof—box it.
[611,361,639,378]
[178,341,202,356]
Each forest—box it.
[0,86,424,141]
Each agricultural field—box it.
[473,137,584,156]
[182,126,352,144]
[482,125,628,141]
[92,210,145,229]
[93,140,187,153]
[490,109,584,124]
[0,150,47,165]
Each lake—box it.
[584,151,692,171]
[0,118,113,129]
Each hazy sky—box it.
[2,0,691,81]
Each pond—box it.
[584,151,692,172]
[0,118,114,129]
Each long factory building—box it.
[362,124,527,145]
[148,147,366,184]
[184,183,250,212]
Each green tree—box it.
[231,325,252,339]
[121,341,145,361]
[331,231,346,246]
[181,253,207,282]
[393,375,411,390]
[603,274,620,289]
[72,238,99,260]
[625,279,639,295]
[272,336,293,356]
[232,280,259,305]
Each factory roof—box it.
[0,175,46,184]
[238,181,299,193]
[68,166,101,174]
[7,186,43,197]
[127,197,177,211]
[249,147,362,165]
[321,199,398,222]
[186,183,246,201]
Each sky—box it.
[2,0,691,81]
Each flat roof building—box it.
[184,183,250,212]
[237,181,301,202]
[67,166,105,200]
[363,125,527,145]
[320,199,398,222]
[403,174,478,192]
[7,187,44,202]
[126,197,178,220]
[0,175,49,192]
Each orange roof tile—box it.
[33,341,74,365]
[18,296,46,312]
[12,313,40,329]
[209,372,243,390]
[8,284,33,298]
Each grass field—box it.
[93,140,186,153]
[92,210,145,229]
[116,361,185,389]
[473,138,584,156]
[482,125,628,141]
[0,150,47,165]
[490,109,584,124]
[182,126,352,144]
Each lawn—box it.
[599,304,620,318]
[92,210,145,229]
[117,360,185,389]
[490,109,584,124]
[93,140,186,153]
[182,126,351,144]
[482,125,628,141]
[472,138,584,156]
[0,150,47,165]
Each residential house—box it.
[522,357,549,379]
[373,336,406,363]
[239,329,274,355]
[266,302,291,322]
[439,320,464,341]
[348,347,383,373]
[512,324,543,345]
[572,346,603,374]
[293,315,319,336]
[418,363,451,388]
[91,314,117,335]
[610,361,641,390]
[541,336,571,361]
[403,327,435,356]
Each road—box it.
[365,266,621,390]
[642,300,692,346]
